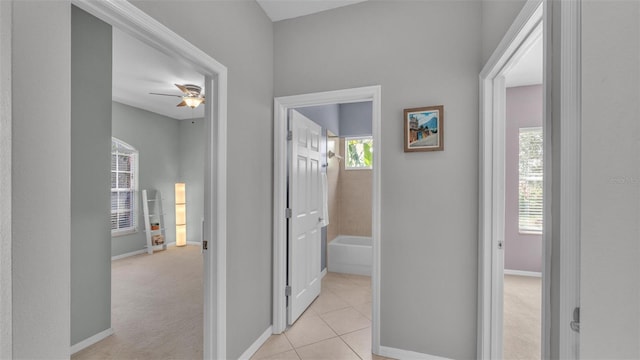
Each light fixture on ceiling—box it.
[182,96,204,109]
[150,84,206,109]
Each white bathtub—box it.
[328,235,372,276]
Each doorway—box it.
[69,1,228,358]
[479,1,582,356]
[501,29,544,359]
[477,1,546,359]
[272,86,382,354]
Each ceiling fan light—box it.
[183,96,204,108]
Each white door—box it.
[287,110,322,325]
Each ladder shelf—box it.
[142,189,167,254]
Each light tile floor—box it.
[251,272,394,360]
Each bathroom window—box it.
[519,127,543,234]
[111,137,139,236]
[345,136,373,170]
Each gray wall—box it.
[339,101,372,137]
[71,6,112,346]
[296,102,373,137]
[297,104,340,135]
[178,118,205,245]
[112,102,180,256]
[0,1,12,357]
[11,1,71,357]
[505,85,542,273]
[130,2,274,358]
[481,0,527,64]
[581,1,640,358]
[275,2,481,357]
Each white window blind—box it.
[345,136,373,170]
[111,138,138,235]
[518,127,543,233]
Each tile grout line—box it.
[339,335,365,360]
[263,274,373,359]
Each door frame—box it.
[477,0,581,358]
[71,1,228,358]
[272,86,382,352]
[478,2,543,358]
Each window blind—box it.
[111,138,138,234]
[518,127,543,233]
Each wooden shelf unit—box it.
[142,189,167,254]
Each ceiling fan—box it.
[150,84,205,108]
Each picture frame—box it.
[403,105,444,152]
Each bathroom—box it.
[296,101,373,277]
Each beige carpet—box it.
[73,245,203,360]
[503,274,542,360]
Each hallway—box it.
[252,272,393,360]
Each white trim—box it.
[504,269,542,278]
[110,137,139,236]
[238,326,272,360]
[110,242,203,261]
[558,0,581,358]
[542,2,552,357]
[111,249,147,261]
[272,86,382,355]
[0,1,12,358]
[378,345,452,360]
[70,327,114,355]
[70,2,228,359]
[321,268,327,279]
[478,1,544,359]
[490,73,506,360]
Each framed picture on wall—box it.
[403,105,444,152]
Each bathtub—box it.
[328,235,372,276]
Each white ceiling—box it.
[256,0,369,22]
[113,2,540,120]
[112,28,205,120]
[505,35,543,88]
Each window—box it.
[518,127,543,233]
[111,137,138,236]
[345,136,373,170]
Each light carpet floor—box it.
[503,274,542,360]
[73,245,203,360]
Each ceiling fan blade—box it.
[176,100,187,107]
[175,84,189,95]
[149,92,182,98]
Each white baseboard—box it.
[238,326,272,360]
[111,249,146,261]
[504,269,542,277]
[112,241,201,261]
[70,327,114,355]
[168,241,201,247]
[321,268,327,278]
[378,345,452,360]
